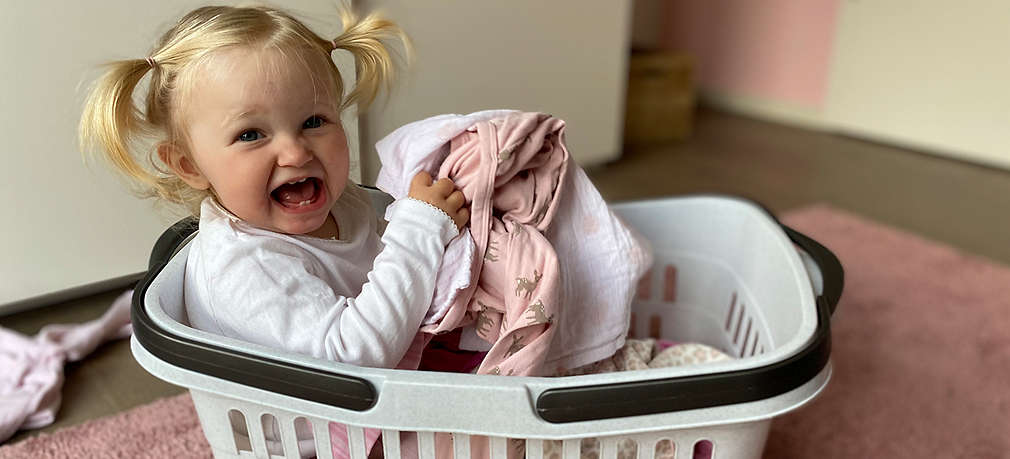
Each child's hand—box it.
[409,171,470,231]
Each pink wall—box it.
[663,0,841,108]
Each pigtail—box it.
[330,9,411,111]
[80,57,202,213]
[79,59,157,186]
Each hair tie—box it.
[146,56,157,68]
[330,39,339,51]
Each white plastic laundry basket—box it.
[131,188,842,459]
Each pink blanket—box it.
[422,113,569,377]
[0,290,133,443]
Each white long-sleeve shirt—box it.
[183,185,458,368]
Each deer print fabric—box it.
[421,112,569,377]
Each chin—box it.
[282,217,327,235]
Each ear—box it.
[157,143,210,190]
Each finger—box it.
[454,208,470,230]
[446,191,465,209]
[432,177,455,195]
[412,171,433,188]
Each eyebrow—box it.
[221,102,341,128]
[222,107,263,127]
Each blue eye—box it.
[237,130,262,142]
[303,115,325,129]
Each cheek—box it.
[322,135,350,172]
[333,154,351,186]
[208,159,270,199]
[328,157,349,186]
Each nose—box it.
[276,135,312,168]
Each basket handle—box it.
[148,217,198,270]
[781,225,844,316]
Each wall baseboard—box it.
[699,90,834,133]
[0,273,144,317]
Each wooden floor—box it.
[4,108,1009,444]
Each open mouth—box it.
[271,177,324,210]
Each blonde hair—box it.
[79,5,408,215]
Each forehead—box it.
[183,46,338,114]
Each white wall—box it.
[0,1,357,313]
[825,0,1010,169]
[357,0,632,184]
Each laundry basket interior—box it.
[616,196,816,361]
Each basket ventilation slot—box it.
[694,439,714,459]
[726,292,764,357]
[294,417,314,458]
[226,409,251,454]
[633,265,678,304]
[531,436,721,459]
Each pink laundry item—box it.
[380,112,568,459]
[377,110,518,326]
[428,113,567,376]
[0,289,133,443]
[376,111,652,374]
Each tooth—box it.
[298,200,311,206]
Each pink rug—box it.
[0,394,210,459]
[766,205,1010,458]
[2,205,1007,458]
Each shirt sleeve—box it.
[201,198,458,368]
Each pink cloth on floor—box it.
[0,290,133,443]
